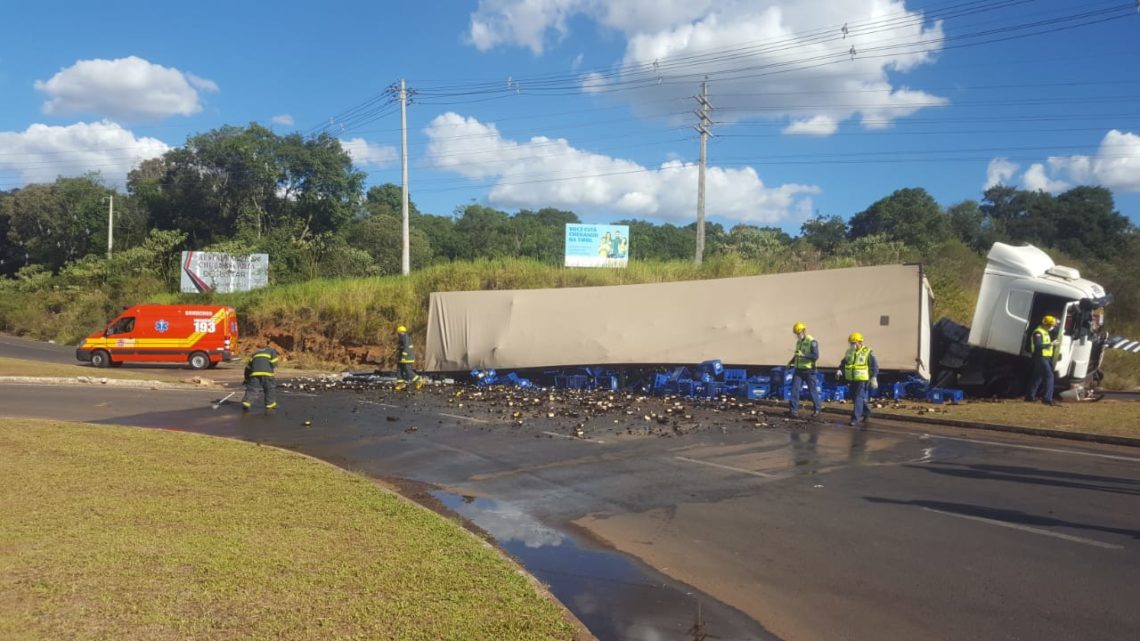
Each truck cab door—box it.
[1054,302,1090,381]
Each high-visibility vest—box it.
[1033,326,1054,358]
[844,346,871,382]
[793,335,817,369]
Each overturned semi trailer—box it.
[423,264,935,378]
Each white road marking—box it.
[924,433,1140,463]
[541,430,605,443]
[921,507,1123,550]
[674,456,776,478]
[438,412,490,424]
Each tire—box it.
[90,350,111,368]
[188,352,210,370]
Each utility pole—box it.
[104,194,114,260]
[399,78,410,276]
[694,80,712,265]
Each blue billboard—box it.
[564,224,630,268]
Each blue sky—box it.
[2,0,1138,235]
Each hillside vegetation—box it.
[2,124,1137,388]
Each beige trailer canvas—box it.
[423,264,934,377]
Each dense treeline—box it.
[1,123,1138,358]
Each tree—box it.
[848,187,948,253]
[612,219,694,261]
[452,204,514,260]
[0,175,115,271]
[944,200,993,252]
[133,124,364,249]
[980,185,1133,260]
[723,224,793,261]
[799,215,847,253]
[509,208,580,262]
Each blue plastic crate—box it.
[745,381,770,399]
[677,379,696,396]
[596,375,618,391]
[926,388,964,404]
[565,374,589,390]
[698,359,724,376]
[723,368,748,383]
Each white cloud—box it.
[1047,129,1140,192]
[1022,163,1069,193]
[0,121,170,186]
[466,1,947,133]
[271,114,295,127]
[783,115,838,136]
[340,137,397,167]
[985,157,1019,189]
[425,112,817,224]
[468,0,713,53]
[34,56,217,121]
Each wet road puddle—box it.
[433,491,776,641]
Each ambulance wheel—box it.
[188,351,210,370]
[90,350,111,368]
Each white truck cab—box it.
[969,243,1111,388]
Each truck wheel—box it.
[90,350,111,368]
[188,352,210,370]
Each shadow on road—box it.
[902,461,1140,497]
[864,496,1140,540]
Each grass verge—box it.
[0,420,580,641]
[0,356,188,382]
[856,398,1140,440]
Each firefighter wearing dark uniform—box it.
[242,346,279,411]
[1026,314,1058,405]
[788,321,821,418]
[837,332,878,426]
[396,325,421,389]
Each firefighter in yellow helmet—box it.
[1025,314,1059,405]
[395,325,422,390]
[788,322,821,418]
[242,345,279,412]
[836,332,878,426]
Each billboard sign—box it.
[180,251,269,293]
[564,224,630,268]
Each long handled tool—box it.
[212,391,236,409]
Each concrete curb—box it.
[0,376,212,389]
[755,399,1140,449]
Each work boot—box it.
[811,410,821,418]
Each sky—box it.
[1,0,1139,235]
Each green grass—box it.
[5,251,1139,387]
[0,420,579,641]
[864,398,1140,439]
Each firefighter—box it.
[1026,314,1059,406]
[788,321,821,418]
[395,325,422,390]
[836,332,878,426]
[242,346,279,412]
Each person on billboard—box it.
[598,232,612,258]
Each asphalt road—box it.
[0,334,76,364]
[2,380,1138,641]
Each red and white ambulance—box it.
[76,304,239,369]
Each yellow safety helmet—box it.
[397,325,407,333]
[848,332,864,344]
[1042,315,1058,327]
[793,322,807,334]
